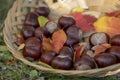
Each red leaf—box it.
[94,43,111,57]
[52,30,67,53]
[74,45,85,62]
[70,12,96,32]
[83,15,97,23]
[107,10,120,17]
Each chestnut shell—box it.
[65,25,80,46]
[59,46,73,58]
[89,32,110,46]
[58,16,75,29]
[35,27,49,39]
[51,56,73,70]
[24,12,39,27]
[95,54,117,68]
[35,6,50,17]
[23,37,41,60]
[22,26,35,39]
[111,35,120,46]
[40,51,57,65]
[74,55,95,70]
[44,21,60,34]
[109,46,120,63]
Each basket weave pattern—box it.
[3,0,120,77]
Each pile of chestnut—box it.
[19,6,120,70]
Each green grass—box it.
[0,0,119,80]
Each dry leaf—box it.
[52,30,67,53]
[18,43,25,50]
[107,10,120,17]
[70,12,96,32]
[74,45,85,62]
[42,37,53,51]
[7,58,17,65]
[94,16,120,37]
[94,43,111,57]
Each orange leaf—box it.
[7,58,17,65]
[42,37,53,51]
[52,30,67,53]
[107,10,120,17]
[94,16,120,38]
[94,43,111,57]
[74,45,85,62]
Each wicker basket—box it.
[3,0,120,77]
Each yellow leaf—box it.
[94,16,110,32]
[18,43,25,50]
[72,7,84,13]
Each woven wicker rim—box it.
[3,0,120,77]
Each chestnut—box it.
[66,25,82,38]
[40,51,57,65]
[59,46,73,58]
[44,21,59,33]
[95,53,117,68]
[89,32,110,46]
[109,46,120,63]
[111,35,120,46]
[74,55,95,70]
[23,37,41,60]
[22,26,35,39]
[24,12,39,27]
[35,6,50,17]
[65,25,82,46]
[58,16,75,29]
[35,27,49,39]
[66,37,79,46]
[51,56,73,70]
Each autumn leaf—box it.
[42,37,53,51]
[72,7,84,13]
[70,12,96,32]
[94,43,111,57]
[7,58,17,65]
[52,30,67,53]
[94,16,120,37]
[107,10,120,17]
[18,43,25,50]
[74,45,85,62]
[38,16,49,27]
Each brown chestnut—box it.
[58,16,75,29]
[44,21,59,33]
[111,35,120,46]
[35,27,49,39]
[74,55,95,70]
[89,32,110,46]
[23,37,41,60]
[59,46,73,58]
[65,25,82,46]
[109,46,120,63]
[24,12,39,27]
[95,53,117,68]
[40,51,57,65]
[51,56,73,70]
[35,6,50,17]
[22,26,35,39]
